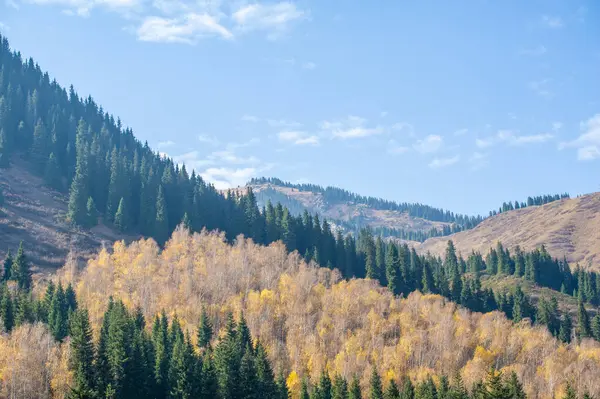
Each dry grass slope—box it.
[0,161,135,274]
[420,193,600,271]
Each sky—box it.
[1,0,599,216]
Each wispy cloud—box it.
[21,0,308,43]
[137,13,233,44]
[267,119,302,128]
[559,113,600,161]
[453,128,468,136]
[391,122,415,137]
[232,2,307,40]
[0,21,9,31]
[520,45,547,56]
[413,135,443,154]
[476,129,554,148]
[429,155,460,169]
[278,131,319,146]
[552,122,563,131]
[380,111,388,118]
[302,61,316,70]
[542,15,564,29]
[321,115,384,139]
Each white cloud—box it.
[477,129,554,148]
[552,122,563,131]
[391,122,414,137]
[302,61,316,70]
[520,45,547,56]
[559,113,600,161]
[453,128,468,136]
[201,167,258,189]
[380,111,388,118]
[198,134,219,146]
[542,15,564,28]
[242,114,260,122]
[232,2,307,39]
[387,139,409,155]
[413,135,443,153]
[429,155,460,169]
[137,13,233,43]
[278,131,319,146]
[5,0,18,9]
[0,21,9,31]
[321,115,384,139]
[157,140,175,148]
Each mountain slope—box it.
[420,193,600,271]
[0,159,135,272]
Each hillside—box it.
[245,180,467,242]
[0,159,133,272]
[420,193,600,271]
[48,228,600,397]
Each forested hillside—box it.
[2,228,598,398]
[247,178,569,242]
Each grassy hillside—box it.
[420,193,600,271]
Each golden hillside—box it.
[419,193,600,271]
[45,227,600,398]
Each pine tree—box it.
[12,242,31,291]
[276,370,290,399]
[197,306,213,349]
[384,379,400,399]
[200,350,219,399]
[155,185,169,245]
[385,243,400,295]
[591,314,600,341]
[114,197,128,232]
[348,375,362,399]
[562,382,577,399]
[240,344,259,399]
[2,250,12,281]
[577,298,592,339]
[255,341,278,399]
[484,367,507,399]
[69,308,96,397]
[369,368,383,399]
[86,196,98,227]
[67,123,90,226]
[168,334,194,399]
[300,377,311,399]
[505,371,525,399]
[559,314,573,343]
[332,374,348,399]
[318,370,332,399]
[48,282,68,341]
[0,287,14,332]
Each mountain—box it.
[420,192,600,272]
[246,177,482,242]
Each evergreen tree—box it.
[577,298,592,339]
[276,370,290,399]
[348,375,362,399]
[69,308,96,397]
[239,345,259,399]
[155,185,169,245]
[562,382,577,399]
[12,242,32,291]
[255,341,278,399]
[114,197,128,232]
[199,350,219,399]
[2,250,12,281]
[197,306,213,349]
[369,368,383,399]
[0,287,14,332]
[168,334,194,399]
[505,371,525,399]
[86,196,98,227]
[384,379,400,399]
[48,282,68,341]
[559,314,573,343]
[300,377,311,399]
[483,367,507,399]
[332,374,348,399]
[591,313,600,341]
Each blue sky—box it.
[1,1,599,215]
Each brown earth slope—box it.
[0,160,136,274]
[419,193,600,271]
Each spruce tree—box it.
[197,306,213,349]
[69,308,96,397]
[369,368,383,399]
[384,379,400,399]
[332,374,348,399]
[48,282,68,341]
[348,375,362,399]
[591,314,600,341]
[155,185,169,245]
[86,196,98,227]
[44,152,62,189]
[318,370,332,399]
[200,350,219,399]
[114,197,128,232]
[255,341,278,399]
[505,371,525,399]
[12,242,32,291]
[2,250,12,281]
[168,334,194,399]
[562,382,577,399]
[559,314,573,343]
[276,370,290,399]
[300,377,311,399]
[0,287,14,332]
[577,299,592,339]
[239,344,259,399]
